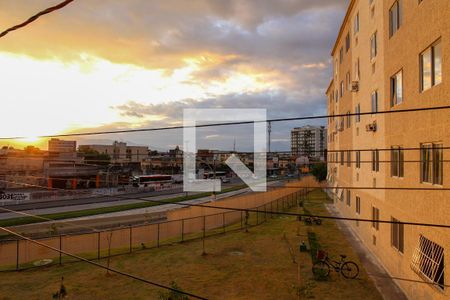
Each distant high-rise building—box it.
[291,126,326,159]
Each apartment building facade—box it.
[291,125,327,159]
[79,141,149,164]
[326,1,449,299]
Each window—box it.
[345,32,350,52]
[356,196,361,214]
[355,104,361,123]
[354,13,359,34]
[411,235,445,290]
[420,40,442,91]
[391,146,404,177]
[356,151,361,169]
[335,59,338,76]
[370,32,377,59]
[389,0,402,37]
[372,149,379,172]
[340,151,344,166]
[346,111,351,128]
[355,58,360,80]
[391,217,404,253]
[340,81,344,97]
[335,90,338,102]
[372,206,379,230]
[371,90,378,113]
[340,47,344,64]
[421,143,443,185]
[390,70,403,106]
[346,72,351,90]
[347,151,351,167]
[346,190,351,206]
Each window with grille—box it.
[372,206,379,230]
[346,190,351,206]
[391,146,404,177]
[411,235,445,290]
[391,217,404,253]
[421,143,443,185]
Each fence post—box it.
[202,216,206,255]
[97,231,101,260]
[241,211,243,229]
[129,226,132,253]
[264,204,267,221]
[157,223,160,248]
[256,208,259,224]
[271,202,274,218]
[222,213,226,233]
[181,219,184,242]
[16,239,19,271]
[59,235,62,265]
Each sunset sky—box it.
[0,0,346,151]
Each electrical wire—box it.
[1,105,450,140]
[0,0,75,39]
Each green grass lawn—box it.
[0,189,382,300]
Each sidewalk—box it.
[325,204,408,300]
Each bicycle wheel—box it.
[312,261,330,278]
[340,261,359,279]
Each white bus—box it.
[132,175,173,190]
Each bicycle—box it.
[312,251,359,279]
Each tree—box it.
[311,162,327,182]
[78,147,111,166]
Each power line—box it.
[0,226,207,299]
[1,105,450,140]
[0,0,75,39]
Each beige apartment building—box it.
[79,141,149,164]
[326,0,449,299]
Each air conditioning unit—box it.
[365,121,377,132]
[351,81,359,92]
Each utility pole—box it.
[268,121,272,153]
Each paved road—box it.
[0,181,242,212]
